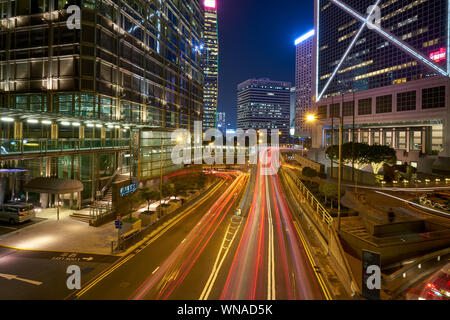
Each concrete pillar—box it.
[422,127,427,154]
[0,178,6,205]
[70,193,74,209]
[40,193,49,209]
[357,129,362,143]
[380,128,384,146]
[406,128,411,152]
[77,192,82,210]
[392,128,397,149]
[368,129,373,146]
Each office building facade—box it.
[237,78,291,144]
[0,0,204,207]
[216,111,225,131]
[202,0,219,130]
[295,30,315,138]
[312,0,450,172]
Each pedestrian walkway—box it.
[0,207,117,255]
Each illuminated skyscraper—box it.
[312,0,450,172]
[217,112,226,131]
[0,0,204,206]
[237,78,291,144]
[202,0,219,130]
[295,30,315,137]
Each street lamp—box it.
[306,114,343,233]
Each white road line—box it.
[152,266,160,275]
[265,174,276,300]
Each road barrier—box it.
[280,167,360,298]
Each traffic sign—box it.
[115,220,123,229]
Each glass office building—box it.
[0,0,204,206]
[311,0,450,172]
[237,78,291,144]
[202,0,219,130]
[316,0,448,98]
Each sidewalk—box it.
[0,207,118,255]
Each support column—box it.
[406,128,411,152]
[357,129,362,143]
[368,129,372,146]
[379,128,384,146]
[421,127,427,154]
[392,128,397,149]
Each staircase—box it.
[70,212,92,224]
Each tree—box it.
[141,187,160,212]
[319,182,345,210]
[302,167,318,178]
[162,183,175,198]
[174,180,189,197]
[366,145,396,174]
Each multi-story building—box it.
[311,0,450,172]
[290,87,296,136]
[0,0,204,207]
[295,29,315,138]
[216,111,226,131]
[202,0,219,130]
[237,78,291,144]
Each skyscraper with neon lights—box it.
[311,0,450,173]
[202,0,219,130]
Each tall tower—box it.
[295,30,315,138]
[202,0,219,130]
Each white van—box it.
[0,203,36,224]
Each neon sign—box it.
[429,48,446,63]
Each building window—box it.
[361,131,369,144]
[422,86,445,109]
[384,131,392,147]
[376,95,392,114]
[343,101,355,116]
[330,103,340,117]
[397,131,407,150]
[372,131,380,145]
[410,130,422,151]
[397,91,416,111]
[317,105,327,119]
[358,98,372,115]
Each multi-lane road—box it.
[0,149,331,300]
[72,149,330,300]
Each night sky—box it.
[216,0,314,128]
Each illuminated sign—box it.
[120,183,138,198]
[429,48,446,63]
[204,0,216,9]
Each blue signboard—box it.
[120,183,138,198]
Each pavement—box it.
[0,207,117,255]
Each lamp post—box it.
[307,114,343,232]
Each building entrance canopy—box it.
[24,178,83,194]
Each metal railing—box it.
[285,168,334,227]
[0,138,130,155]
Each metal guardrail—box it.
[285,168,334,227]
[0,138,130,156]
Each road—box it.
[220,148,326,300]
[70,149,329,300]
[0,247,118,299]
[75,171,248,300]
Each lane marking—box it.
[0,273,43,286]
[293,221,332,300]
[265,174,276,300]
[71,180,227,299]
